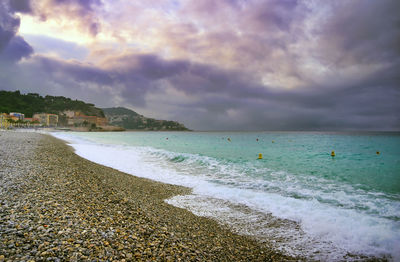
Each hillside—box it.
[103,107,190,131]
[0,90,189,131]
[0,90,104,118]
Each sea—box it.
[51,131,400,261]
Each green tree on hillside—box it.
[0,90,105,118]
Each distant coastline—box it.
[0,91,190,132]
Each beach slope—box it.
[0,131,292,261]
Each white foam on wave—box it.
[51,132,400,261]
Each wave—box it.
[51,132,400,261]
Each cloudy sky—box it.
[0,0,399,130]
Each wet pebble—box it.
[0,131,292,261]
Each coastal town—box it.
[0,91,189,131]
[0,111,108,130]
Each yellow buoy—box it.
[272,140,275,143]
[376,151,380,155]
[258,153,263,159]
[331,150,335,157]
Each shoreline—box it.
[0,131,294,261]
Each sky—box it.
[0,0,399,131]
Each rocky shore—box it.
[0,131,294,261]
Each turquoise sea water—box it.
[53,131,400,260]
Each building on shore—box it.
[24,118,40,123]
[0,113,9,128]
[1,110,107,129]
[9,112,25,120]
[0,113,40,128]
[33,113,59,127]
[96,117,108,126]
[65,111,108,127]
[63,110,75,118]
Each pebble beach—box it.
[0,131,293,261]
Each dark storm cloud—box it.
[119,54,190,79]
[15,54,169,107]
[318,0,400,66]
[177,79,400,131]
[249,0,301,31]
[106,53,274,101]
[159,60,399,130]
[3,46,400,130]
[0,36,33,62]
[101,52,399,130]
[33,56,113,85]
[181,0,303,33]
[53,0,101,10]
[51,0,102,19]
[1,0,399,131]
[9,0,32,13]
[0,1,33,62]
[0,1,20,51]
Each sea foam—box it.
[51,132,400,261]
